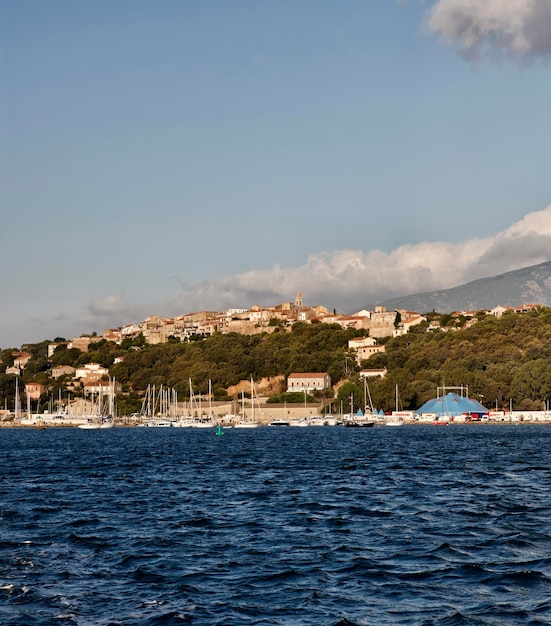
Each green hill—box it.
[2,308,551,415]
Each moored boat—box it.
[234,379,262,428]
[289,417,309,427]
[79,417,115,429]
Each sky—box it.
[2,0,551,348]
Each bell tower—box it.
[295,290,303,308]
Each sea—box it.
[1,425,551,626]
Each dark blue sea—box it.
[1,425,551,626]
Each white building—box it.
[74,363,109,380]
[287,372,332,393]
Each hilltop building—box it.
[74,363,109,381]
[348,337,386,365]
[287,373,332,393]
[369,306,398,339]
[69,336,103,352]
[83,380,122,397]
[25,382,46,401]
[51,365,76,379]
[13,352,32,369]
[360,368,387,379]
[394,312,426,336]
[48,342,68,358]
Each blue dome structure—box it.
[417,392,489,418]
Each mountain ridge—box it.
[374,260,551,314]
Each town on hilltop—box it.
[3,293,544,377]
[73,295,541,348]
[98,293,426,346]
[4,292,544,355]
[2,292,549,427]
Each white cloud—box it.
[427,0,551,61]
[77,295,150,336]
[7,205,550,347]
[165,205,551,313]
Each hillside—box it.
[376,260,551,314]
[2,308,551,415]
[361,307,551,413]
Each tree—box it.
[51,347,82,367]
[267,391,315,404]
[335,380,365,413]
[510,359,551,408]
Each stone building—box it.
[287,372,332,393]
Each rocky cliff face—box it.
[376,260,551,314]
[227,376,286,399]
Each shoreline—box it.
[2,419,551,429]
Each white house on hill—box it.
[287,373,332,393]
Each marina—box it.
[5,408,551,428]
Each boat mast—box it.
[15,378,21,421]
[364,378,374,413]
[250,377,254,422]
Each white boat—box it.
[308,416,325,426]
[344,379,377,427]
[137,383,181,426]
[79,419,115,430]
[234,381,261,428]
[137,419,173,428]
[189,419,215,428]
[182,379,215,427]
[342,409,376,428]
[386,385,405,426]
[78,378,117,429]
[194,379,216,427]
[289,417,309,427]
[173,416,208,428]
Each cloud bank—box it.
[12,205,550,347]
[427,0,551,61]
[161,205,551,315]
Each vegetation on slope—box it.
[361,309,551,412]
[1,309,551,414]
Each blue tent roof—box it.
[416,393,489,417]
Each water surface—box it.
[1,425,550,625]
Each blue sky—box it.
[2,0,551,348]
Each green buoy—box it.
[216,425,224,436]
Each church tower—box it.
[295,290,303,308]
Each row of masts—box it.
[138,377,263,422]
[13,377,118,419]
[139,378,216,420]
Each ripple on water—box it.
[1,426,551,625]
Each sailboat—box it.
[386,384,405,426]
[345,380,376,427]
[137,384,178,427]
[173,379,215,427]
[78,378,116,429]
[15,378,33,425]
[235,380,261,427]
[192,379,216,427]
